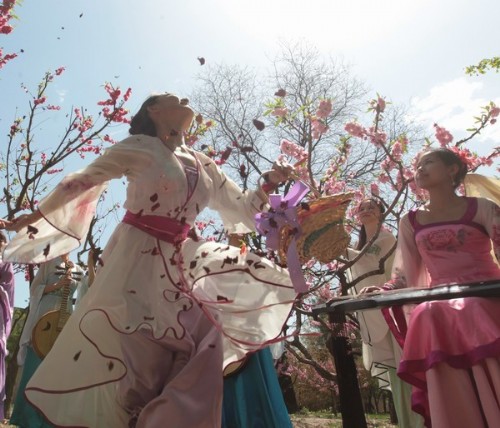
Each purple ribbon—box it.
[255,181,310,293]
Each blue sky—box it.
[2,0,499,306]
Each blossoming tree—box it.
[0,1,134,412]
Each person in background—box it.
[222,235,292,428]
[347,199,422,427]
[4,93,296,428]
[0,231,14,422]
[75,248,99,307]
[9,253,83,427]
[363,148,500,427]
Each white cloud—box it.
[409,77,500,149]
[57,89,67,103]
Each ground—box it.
[2,415,397,427]
[291,415,397,428]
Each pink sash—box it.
[122,211,190,244]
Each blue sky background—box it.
[1,0,499,306]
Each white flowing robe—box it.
[5,135,295,427]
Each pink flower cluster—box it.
[311,119,329,139]
[434,124,453,146]
[1,0,17,68]
[271,107,288,118]
[448,146,492,170]
[370,96,386,113]
[490,105,500,124]
[9,118,21,137]
[280,139,307,161]
[98,84,131,124]
[102,134,117,144]
[366,127,387,146]
[344,122,365,138]
[33,96,46,106]
[0,49,16,69]
[316,99,333,118]
[0,0,14,34]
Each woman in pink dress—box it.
[368,148,500,427]
[3,94,296,428]
[0,232,14,421]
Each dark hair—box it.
[0,231,6,244]
[129,95,161,137]
[355,198,385,251]
[425,148,468,189]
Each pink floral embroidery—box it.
[59,176,95,195]
[422,228,464,251]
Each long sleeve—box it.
[347,230,397,292]
[387,214,430,289]
[197,152,266,234]
[5,138,151,264]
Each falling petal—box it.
[252,119,265,131]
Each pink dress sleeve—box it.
[386,213,430,289]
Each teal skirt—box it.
[10,346,54,428]
[222,348,292,428]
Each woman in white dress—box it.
[347,199,422,428]
[4,94,296,428]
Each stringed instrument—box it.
[32,260,82,359]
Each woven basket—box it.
[279,192,354,264]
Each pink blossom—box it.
[490,106,500,124]
[271,107,288,118]
[390,141,403,161]
[47,168,63,175]
[378,173,390,184]
[123,87,132,101]
[434,124,453,146]
[0,51,17,70]
[316,99,333,119]
[311,119,329,139]
[371,96,386,113]
[344,122,365,138]
[55,67,66,76]
[370,182,380,196]
[366,127,387,146]
[34,97,47,106]
[46,105,61,110]
[280,139,307,161]
[0,24,12,34]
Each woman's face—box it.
[148,94,194,128]
[414,151,456,189]
[356,200,382,225]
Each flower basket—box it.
[279,192,354,264]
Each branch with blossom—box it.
[2,69,132,219]
[0,0,17,70]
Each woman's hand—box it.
[6,211,43,232]
[0,219,12,229]
[359,285,384,294]
[57,276,72,289]
[267,161,294,186]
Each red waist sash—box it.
[122,211,190,244]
